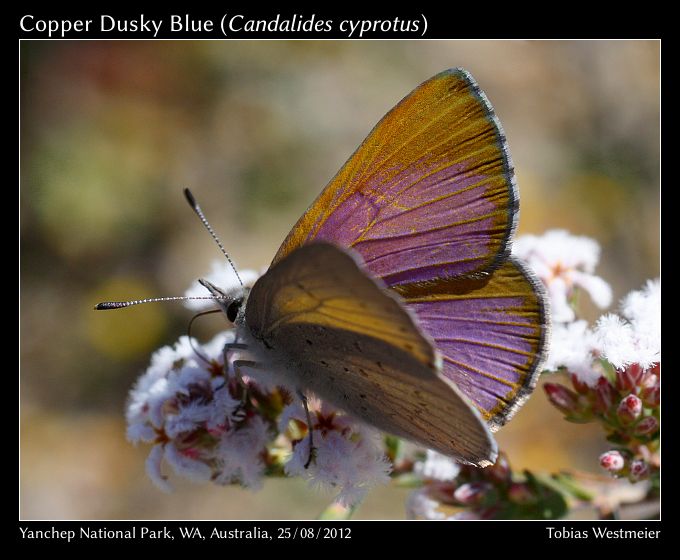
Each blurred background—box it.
[20,40,659,519]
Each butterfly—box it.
[101,68,548,467]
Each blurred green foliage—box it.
[20,40,659,519]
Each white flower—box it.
[164,442,214,483]
[214,416,271,489]
[128,330,275,491]
[184,261,260,310]
[281,400,392,507]
[164,399,212,438]
[622,279,660,325]
[126,333,238,442]
[414,450,460,481]
[145,444,172,492]
[542,278,660,380]
[127,420,155,442]
[621,278,660,365]
[405,489,445,520]
[593,314,638,368]
[206,386,242,430]
[593,279,660,369]
[513,230,612,322]
[544,320,601,386]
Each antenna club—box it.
[95,302,128,310]
[184,188,198,209]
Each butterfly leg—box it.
[232,358,261,375]
[297,390,317,469]
[229,359,265,422]
[231,356,260,405]
[222,342,250,371]
[222,342,250,397]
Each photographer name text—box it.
[547,526,660,540]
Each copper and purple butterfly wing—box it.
[393,258,547,429]
[271,68,548,426]
[274,68,517,284]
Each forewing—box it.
[272,68,517,286]
[246,243,497,465]
[394,258,549,431]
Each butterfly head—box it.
[198,278,249,325]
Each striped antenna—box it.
[94,295,229,311]
[184,188,243,287]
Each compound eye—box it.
[226,299,241,323]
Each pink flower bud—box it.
[615,364,644,392]
[617,394,642,424]
[629,459,650,482]
[544,383,580,414]
[453,482,492,506]
[640,374,660,407]
[594,378,617,414]
[507,482,535,504]
[486,452,511,483]
[634,416,659,436]
[599,450,625,473]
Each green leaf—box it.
[490,504,519,519]
[649,471,660,492]
[563,414,595,424]
[538,489,569,519]
[522,470,569,519]
[598,358,617,383]
[550,473,595,501]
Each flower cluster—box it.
[403,452,567,520]
[541,278,660,485]
[126,332,283,492]
[280,399,391,506]
[544,361,660,483]
[516,230,660,486]
[594,279,661,370]
[126,262,391,506]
